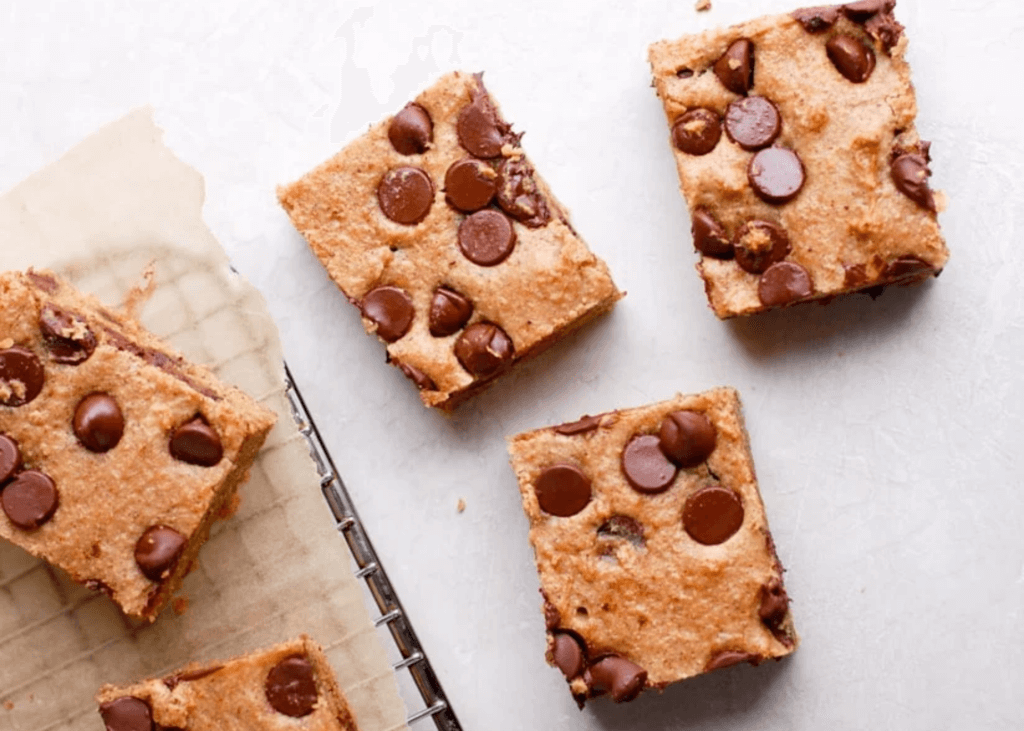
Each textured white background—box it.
[2,1,1022,729]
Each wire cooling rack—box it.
[283,365,462,731]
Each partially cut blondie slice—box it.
[508,388,797,704]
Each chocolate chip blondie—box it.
[0,269,276,620]
[278,71,622,411]
[96,635,359,730]
[649,1,949,318]
[507,388,797,704]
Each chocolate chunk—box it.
[27,269,59,293]
[759,578,790,635]
[552,633,586,679]
[748,147,805,204]
[495,157,551,228]
[361,286,415,342]
[163,665,223,690]
[73,393,125,453]
[791,5,841,32]
[554,414,604,436]
[683,485,744,545]
[535,463,592,517]
[453,322,514,377]
[843,262,869,289]
[597,515,645,549]
[759,262,814,306]
[39,304,97,364]
[1,470,58,530]
[672,109,722,156]
[883,256,935,282]
[659,410,717,468]
[0,434,20,484]
[388,103,433,155]
[396,361,436,391]
[725,96,781,151]
[429,287,474,337]
[265,655,319,718]
[458,209,516,266]
[99,697,153,731]
[734,220,791,274]
[691,209,733,259]
[705,650,762,672]
[0,346,44,406]
[586,656,647,703]
[891,153,936,211]
[169,416,223,466]
[444,158,497,212]
[863,8,904,52]
[134,525,186,582]
[714,39,754,95]
[377,167,434,225]
[621,435,678,494]
[457,84,513,158]
[826,34,876,83]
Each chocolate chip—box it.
[748,147,805,204]
[457,86,512,158]
[0,347,44,406]
[396,361,436,391]
[134,525,186,581]
[265,655,319,718]
[676,68,694,78]
[163,665,223,690]
[704,650,762,672]
[734,220,791,274]
[73,393,124,453]
[453,322,514,377]
[429,287,474,337]
[39,304,96,364]
[388,103,433,155]
[443,158,497,213]
[552,632,586,679]
[883,256,935,282]
[714,39,754,95]
[659,411,717,468]
[759,578,790,634]
[0,434,20,484]
[843,0,894,22]
[361,286,415,342]
[1,470,58,530]
[843,262,869,289]
[791,5,841,32]
[554,414,604,436]
[99,697,153,731]
[169,416,223,466]
[458,209,516,266]
[621,435,677,494]
[672,109,722,156]
[683,485,744,545]
[586,656,647,703]
[725,96,781,151]
[495,157,551,228]
[597,515,645,549]
[535,464,592,517]
[759,261,814,306]
[27,270,59,293]
[891,153,936,211]
[862,6,903,53]
[826,34,876,83]
[691,208,733,259]
[377,167,434,225]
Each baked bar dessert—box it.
[649,1,949,318]
[0,268,276,620]
[96,635,359,730]
[507,388,797,705]
[278,71,622,411]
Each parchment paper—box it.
[0,109,409,731]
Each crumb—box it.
[3,701,14,711]
[172,597,190,616]
[695,0,711,10]
[456,498,466,514]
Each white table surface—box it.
[2,1,1021,729]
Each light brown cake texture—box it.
[508,388,797,705]
[0,269,276,620]
[278,71,622,411]
[649,1,949,318]
[96,635,359,731]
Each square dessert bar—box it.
[96,635,359,730]
[278,71,622,411]
[0,269,276,620]
[507,388,797,704]
[649,1,949,318]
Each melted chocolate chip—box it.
[444,158,497,213]
[396,361,437,391]
[388,103,433,155]
[361,286,415,342]
[99,696,153,731]
[554,414,604,436]
[734,220,791,274]
[0,434,20,483]
[676,68,694,78]
[1,470,58,530]
[759,578,790,635]
[691,209,733,259]
[597,515,645,549]
[705,650,762,672]
[862,7,904,52]
[0,347,44,406]
[658,411,717,468]
[843,262,869,289]
[169,416,223,466]
[39,304,97,364]
[748,147,806,204]
[27,270,59,293]
[453,322,514,377]
[457,84,513,158]
[621,435,677,494]
[883,256,935,282]
[429,287,474,337]
[827,34,876,83]
[495,157,551,228]
[714,39,754,95]
[683,485,744,545]
[725,96,781,151]
[843,0,894,22]
[162,665,223,690]
[265,655,319,717]
[458,209,516,266]
[759,261,814,306]
[535,464,592,517]
[377,167,434,225]
[672,109,722,156]
[791,5,841,32]
[551,632,586,679]
[891,153,936,211]
[73,393,124,453]
[586,656,647,702]
[135,525,186,581]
